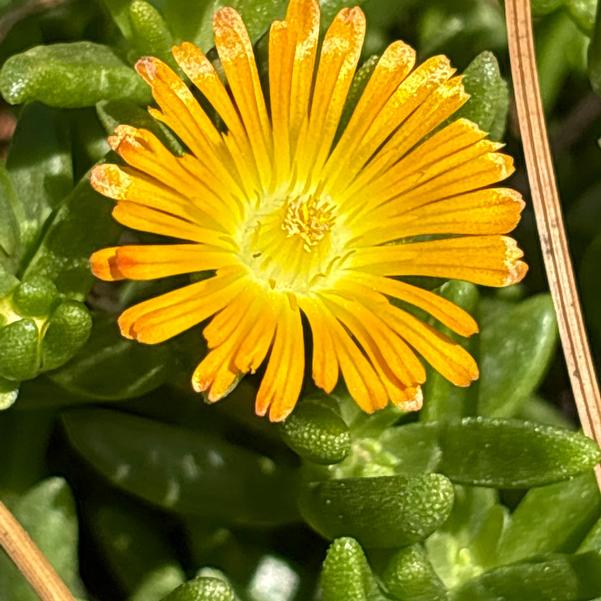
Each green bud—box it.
[280,398,351,464]
[159,577,235,601]
[41,301,92,372]
[0,319,40,381]
[382,546,448,601]
[320,538,382,601]
[299,474,454,548]
[12,275,58,317]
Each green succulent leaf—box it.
[452,551,601,601]
[41,301,93,372]
[0,318,39,381]
[320,537,385,601]
[159,577,235,601]
[6,103,72,264]
[0,42,150,107]
[379,418,600,488]
[299,473,454,548]
[382,545,448,601]
[478,295,558,418]
[497,473,601,564]
[62,408,299,525]
[89,503,185,599]
[128,0,174,64]
[455,51,509,140]
[0,478,82,600]
[22,177,120,299]
[50,315,171,400]
[11,275,59,317]
[280,396,351,464]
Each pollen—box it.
[282,194,336,251]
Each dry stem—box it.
[505,0,601,487]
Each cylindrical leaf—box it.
[300,474,454,548]
[129,0,174,64]
[50,315,169,400]
[497,474,601,564]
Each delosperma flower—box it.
[89,0,527,421]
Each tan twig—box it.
[0,501,76,601]
[505,0,601,487]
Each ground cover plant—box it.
[2,0,601,600]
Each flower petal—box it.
[255,297,305,421]
[118,268,246,343]
[322,40,416,192]
[112,201,236,248]
[298,295,339,393]
[348,272,479,337]
[350,235,528,287]
[384,304,479,386]
[213,7,272,184]
[106,244,239,280]
[295,6,365,191]
[90,247,124,281]
[362,188,525,245]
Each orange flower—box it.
[90,0,527,421]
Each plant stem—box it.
[505,0,601,488]
[0,501,76,601]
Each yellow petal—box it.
[255,297,305,421]
[341,76,469,206]
[112,201,235,248]
[295,6,365,191]
[384,305,479,386]
[323,291,425,387]
[118,268,245,343]
[109,244,238,280]
[298,295,339,393]
[333,55,455,196]
[351,272,479,337]
[359,188,524,246]
[351,235,528,287]
[90,247,124,281]
[286,0,320,149]
[213,7,272,187]
[322,40,416,193]
[269,20,294,183]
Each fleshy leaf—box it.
[62,408,299,525]
[0,42,150,107]
[299,474,454,548]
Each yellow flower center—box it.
[238,194,348,293]
[282,194,336,251]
